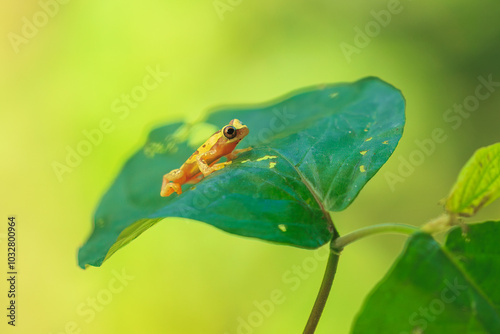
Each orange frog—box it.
[160,119,251,197]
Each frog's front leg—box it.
[225,147,253,161]
[196,155,232,177]
[161,168,186,197]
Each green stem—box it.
[332,223,419,251]
[303,223,418,334]
[303,247,340,334]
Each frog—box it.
[160,119,251,197]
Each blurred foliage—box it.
[1,1,500,333]
[445,142,500,217]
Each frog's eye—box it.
[223,125,237,139]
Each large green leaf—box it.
[78,77,405,268]
[446,143,500,217]
[352,221,500,333]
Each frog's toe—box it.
[161,182,182,197]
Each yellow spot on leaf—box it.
[360,150,368,156]
[382,140,389,144]
[278,224,287,232]
[257,155,277,162]
[240,155,278,166]
[329,92,339,98]
[364,129,369,132]
[360,165,366,173]
[365,137,373,142]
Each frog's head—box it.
[222,119,249,143]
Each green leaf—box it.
[446,142,500,217]
[352,221,500,334]
[78,77,405,268]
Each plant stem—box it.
[303,247,340,334]
[303,223,418,333]
[332,223,419,251]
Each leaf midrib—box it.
[269,148,336,235]
[440,241,500,329]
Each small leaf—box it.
[446,143,500,216]
[78,77,405,268]
[352,221,500,333]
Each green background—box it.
[1,1,500,333]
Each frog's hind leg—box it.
[161,169,186,197]
[185,172,203,184]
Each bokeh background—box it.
[2,1,500,333]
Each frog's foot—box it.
[161,169,185,197]
[210,161,232,172]
[160,181,182,197]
